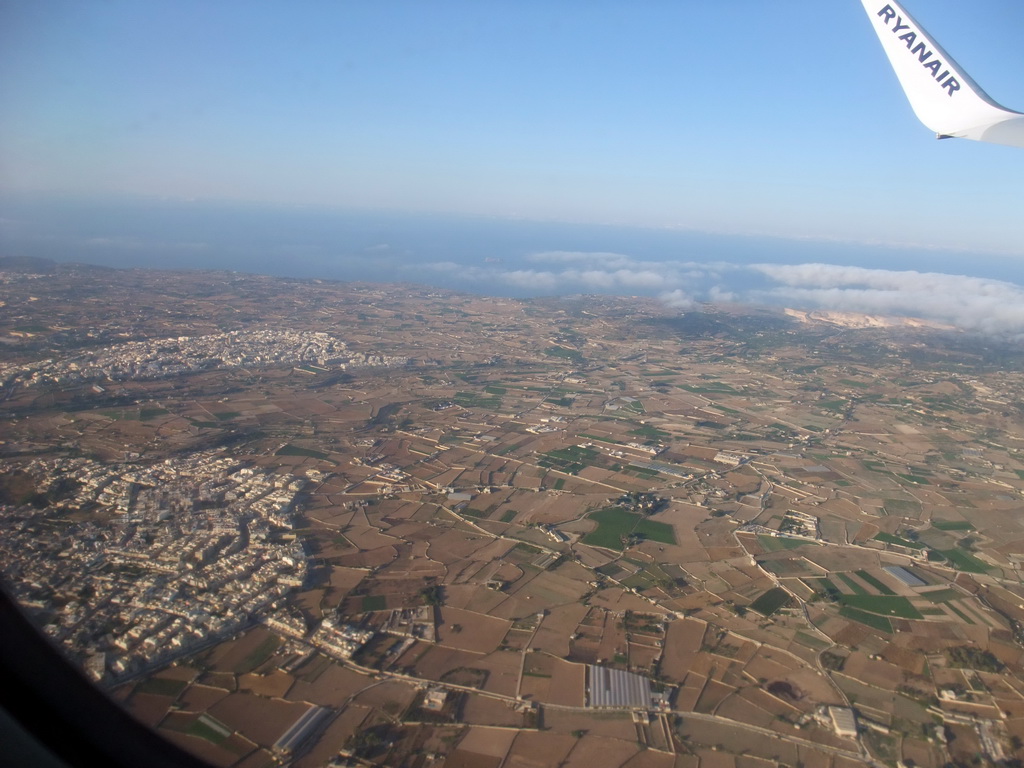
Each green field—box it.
[679,382,737,394]
[276,444,329,459]
[854,570,896,596]
[937,549,990,573]
[539,445,600,475]
[945,603,976,625]
[757,535,809,552]
[836,573,869,596]
[634,518,676,545]
[839,595,923,619]
[873,532,924,549]
[362,595,387,611]
[186,715,231,745]
[931,520,974,531]
[544,346,584,363]
[454,391,503,409]
[839,606,893,633]
[882,498,921,515]
[629,425,669,440]
[921,589,960,603]
[235,635,281,673]
[582,507,641,550]
[750,588,791,616]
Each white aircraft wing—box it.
[860,0,1024,148]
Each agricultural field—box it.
[6,270,1024,767]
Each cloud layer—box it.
[419,251,1024,337]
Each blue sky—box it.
[2,0,1022,254]
[3,1,1024,336]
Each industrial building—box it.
[587,665,654,709]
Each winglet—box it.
[859,0,1024,147]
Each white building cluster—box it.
[0,328,407,388]
[0,450,310,683]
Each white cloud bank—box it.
[751,263,1024,337]
[421,252,1024,337]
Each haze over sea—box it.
[3,193,1024,338]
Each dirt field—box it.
[177,683,231,712]
[286,661,376,706]
[461,693,525,727]
[542,709,637,741]
[621,750,676,768]
[659,618,707,683]
[238,669,294,698]
[446,751,502,768]
[205,627,280,675]
[437,606,513,654]
[530,602,590,657]
[291,707,366,768]
[124,692,173,727]
[473,649,529,697]
[458,726,519,758]
[208,691,310,745]
[504,731,578,768]
[350,678,418,713]
[562,735,641,768]
[679,719,801,764]
[518,653,585,706]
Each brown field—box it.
[522,492,608,525]
[412,644,492,685]
[205,627,280,675]
[621,749,676,768]
[542,709,637,741]
[209,692,311,745]
[484,590,543,622]
[458,726,519,758]
[715,693,775,729]
[596,610,629,665]
[343,524,400,551]
[841,653,904,691]
[124,692,173,727]
[562,735,641,768]
[292,710,366,768]
[235,748,276,768]
[293,704,370,768]
[427,529,501,563]
[590,586,662,614]
[350,679,418,713]
[504,731,578,768]
[446,751,502,768]
[446,583,506,613]
[238,670,294,698]
[626,641,660,673]
[437,607,513,653]
[461,693,525,727]
[335,546,397,568]
[178,683,231,712]
[519,654,585,706]
[287,661,375,706]
[694,679,736,714]
[680,719,801,764]
[660,618,708,681]
[530,602,590,657]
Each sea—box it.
[1,192,1021,308]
